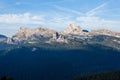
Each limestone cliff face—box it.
[12,26,70,43]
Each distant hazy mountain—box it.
[0,34,7,42]
[0,34,7,38]
[0,34,7,49]
[0,34,16,50]
[0,24,120,50]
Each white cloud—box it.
[76,16,120,32]
[0,13,45,24]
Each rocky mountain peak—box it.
[63,24,83,34]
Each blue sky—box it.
[0,0,120,36]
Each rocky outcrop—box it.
[55,35,68,43]
[52,32,59,40]
[7,38,13,44]
[49,32,68,43]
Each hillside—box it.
[0,45,120,80]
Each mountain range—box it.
[0,24,120,51]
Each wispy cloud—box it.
[52,1,120,32]
[14,0,69,7]
[86,3,107,16]
[41,0,66,5]
[53,2,107,17]
[15,2,23,5]
[75,1,120,31]
[53,5,84,15]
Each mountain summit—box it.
[63,24,83,34]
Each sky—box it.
[0,0,120,36]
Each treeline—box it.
[0,76,13,80]
[73,71,120,80]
